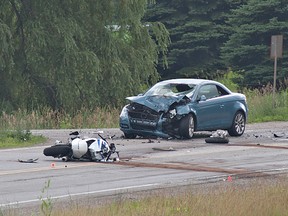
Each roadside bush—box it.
[7,129,32,142]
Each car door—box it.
[214,85,235,128]
[194,84,226,130]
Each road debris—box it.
[205,130,229,144]
[18,158,39,163]
[152,147,176,151]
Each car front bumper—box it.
[119,113,171,139]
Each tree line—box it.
[145,0,288,88]
[0,0,169,113]
[0,0,287,114]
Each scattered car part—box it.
[18,158,39,163]
[152,147,176,151]
[205,130,229,143]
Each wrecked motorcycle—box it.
[43,131,119,162]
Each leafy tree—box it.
[221,0,288,88]
[144,0,244,80]
[0,1,15,110]
[0,0,169,113]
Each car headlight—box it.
[168,109,177,118]
[120,105,129,118]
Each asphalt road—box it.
[0,122,287,214]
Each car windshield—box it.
[145,82,196,97]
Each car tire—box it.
[179,114,195,139]
[205,137,229,144]
[228,111,246,136]
[124,133,137,139]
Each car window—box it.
[198,84,220,99]
[216,85,230,96]
[146,83,195,96]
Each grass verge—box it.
[0,130,47,149]
[7,177,288,216]
[244,88,288,123]
[0,107,120,130]
[53,178,288,216]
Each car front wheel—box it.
[179,114,195,139]
[228,111,246,136]
[124,133,137,139]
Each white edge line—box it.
[0,183,159,207]
[0,146,47,152]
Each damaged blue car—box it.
[119,79,248,139]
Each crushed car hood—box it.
[126,95,188,112]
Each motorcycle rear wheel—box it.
[43,145,71,158]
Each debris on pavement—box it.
[18,158,39,163]
[205,130,229,144]
[152,147,176,151]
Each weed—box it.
[39,180,53,216]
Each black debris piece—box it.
[18,158,39,163]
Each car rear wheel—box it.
[228,111,246,136]
[179,114,195,139]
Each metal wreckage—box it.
[43,131,119,162]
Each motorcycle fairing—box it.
[88,138,110,161]
[71,138,89,159]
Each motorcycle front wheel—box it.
[43,145,72,158]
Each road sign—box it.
[270,35,283,58]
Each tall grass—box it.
[0,107,120,130]
[16,178,288,216]
[0,86,287,130]
[244,86,288,123]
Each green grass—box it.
[0,107,120,130]
[5,178,287,216]
[56,178,288,216]
[245,88,288,123]
[0,130,47,149]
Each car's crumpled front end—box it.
[119,94,191,139]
